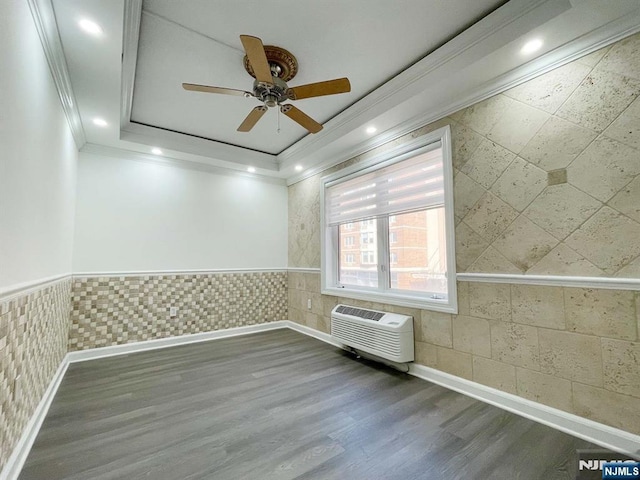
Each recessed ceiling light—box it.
[295,165,303,172]
[521,38,543,55]
[78,19,103,36]
[92,118,108,127]
[247,167,256,173]
[366,126,377,134]
[151,148,163,155]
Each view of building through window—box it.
[339,220,378,288]
[389,208,446,295]
[337,208,447,295]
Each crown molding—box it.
[120,0,142,128]
[119,122,279,171]
[27,0,86,149]
[80,143,286,185]
[285,3,640,186]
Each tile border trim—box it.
[0,273,72,302]
[286,268,323,274]
[72,268,288,278]
[288,268,640,291]
[457,273,640,291]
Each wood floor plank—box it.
[19,330,614,479]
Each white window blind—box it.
[325,143,444,226]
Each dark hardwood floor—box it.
[19,329,610,479]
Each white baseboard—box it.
[284,320,342,347]
[407,364,640,459]
[67,321,288,363]
[4,321,639,480]
[0,356,70,480]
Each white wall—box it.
[0,0,78,290]
[73,152,288,272]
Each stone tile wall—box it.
[69,272,288,350]
[288,32,640,436]
[289,32,640,277]
[289,273,640,435]
[0,278,71,471]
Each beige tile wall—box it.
[288,32,640,436]
[0,278,71,471]
[69,272,288,350]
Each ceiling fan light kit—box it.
[182,34,351,134]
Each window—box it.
[360,232,374,244]
[321,126,457,312]
[344,236,355,247]
[361,251,375,264]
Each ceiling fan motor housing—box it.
[253,77,290,107]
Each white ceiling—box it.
[130,0,507,155]
[49,0,640,182]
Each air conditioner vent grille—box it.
[335,305,384,321]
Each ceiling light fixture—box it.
[247,167,256,173]
[295,165,303,172]
[78,19,103,36]
[92,118,108,127]
[366,126,377,134]
[151,148,163,155]
[521,38,543,55]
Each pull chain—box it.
[277,107,281,134]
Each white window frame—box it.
[320,125,457,313]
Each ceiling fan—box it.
[182,35,351,134]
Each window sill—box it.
[321,286,458,314]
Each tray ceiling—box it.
[130,0,507,155]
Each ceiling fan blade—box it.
[237,106,267,132]
[240,35,273,85]
[280,104,322,133]
[288,78,351,100]
[182,83,253,97]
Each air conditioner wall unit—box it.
[331,304,414,363]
